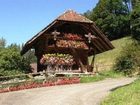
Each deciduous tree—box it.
[84,0,130,40]
[131,0,140,41]
[0,43,31,76]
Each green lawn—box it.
[80,70,124,83]
[89,36,133,65]
[88,37,133,71]
[101,78,140,105]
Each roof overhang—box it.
[21,10,114,55]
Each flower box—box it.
[56,40,88,49]
[40,53,75,65]
[64,33,83,40]
[0,77,80,93]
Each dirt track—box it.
[0,78,135,105]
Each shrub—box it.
[0,46,31,76]
[114,41,140,75]
[114,55,134,75]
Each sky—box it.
[0,0,99,45]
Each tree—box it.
[83,10,92,19]
[131,0,140,41]
[123,0,132,12]
[0,43,31,76]
[84,0,130,40]
[132,0,140,9]
[0,37,6,48]
[8,43,21,51]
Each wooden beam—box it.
[71,48,84,73]
[78,23,108,52]
[97,37,111,50]
[90,38,103,52]
[91,54,95,67]
[93,38,106,51]
[88,42,101,54]
[81,23,114,50]
[91,24,114,49]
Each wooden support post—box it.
[91,54,95,67]
[71,48,84,73]
[85,53,89,72]
[78,59,84,73]
[88,51,96,72]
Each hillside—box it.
[89,36,133,70]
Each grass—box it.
[101,78,140,105]
[89,36,133,65]
[99,70,124,78]
[80,70,124,83]
[85,37,132,82]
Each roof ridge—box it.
[57,10,93,23]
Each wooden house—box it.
[21,10,114,73]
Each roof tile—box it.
[57,10,93,23]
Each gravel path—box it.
[0,78,136,105]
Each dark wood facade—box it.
[21,10,114,73]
